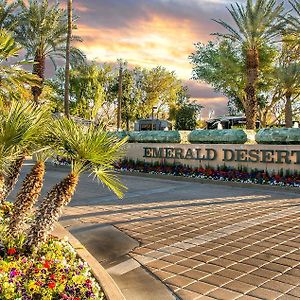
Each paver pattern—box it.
[59,174,300,300]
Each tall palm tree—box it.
[0,102,49,203]
[64,0,72,118]
[15,0,84,104]
[0,30,40,106]
[275,63,300,128]
[213,0,284,129]
[26,118,127,250]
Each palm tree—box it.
[9,149,51,236]
[15,0,84,104]
[64,0,72,118]
[26,118,127,250]
[0,30,40,106]
[213,0,284,129]
[0,0,19,30]
[0,102,49,203]
[287,1,300,42]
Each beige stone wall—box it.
[125,143,300,173]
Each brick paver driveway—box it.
[56,171,300,300]
[16,164,300,300]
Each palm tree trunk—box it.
[1,155,26,202]
[244,48,259,130]
[9,161,45,236]
[285,92,293,128]
[32,50,46,104]
[26,173,78,251]
[64,0,72,118]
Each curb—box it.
[119,170,300,194]
[53,223,126,300]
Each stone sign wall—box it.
[125,143,300,173]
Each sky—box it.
[61,0,248,118]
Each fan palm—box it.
[15,0,85,104]
[0,101,49,203]
[9,148,51,237]
[0,30,40,106]
[213,0,284,129]
[26,118,127,250]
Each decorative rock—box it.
[188,129,255,144]
[256,128,300,144]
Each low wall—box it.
[125,143,300,173]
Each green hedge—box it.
[188,129,249,144]
[128,131,181,143]
[113,131,181,143]
[256,128,300,144]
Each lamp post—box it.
[151,106,157,131]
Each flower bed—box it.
[116,159,300,188]
[0,203,105,300]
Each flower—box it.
[7,248,16,256]
[48,281,56,289]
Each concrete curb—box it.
[53,223,126,300]
[119,170,300,194]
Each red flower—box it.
[50,274,56,280]
[48,281,56,289]
[7,248,16,255]
[43,261,51,269]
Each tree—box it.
[213,0,284,129]
[49,62,112,119]
[0,30,40,107]
[26,118,127,250]
[190,39,279,127]
[15,0,84,104]
[0,102,49,203]
[0,0,19,30]
[175,102,202,130]
[64,0,72,118]
[286,1,300,47]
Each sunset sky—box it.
[62,0,247,118]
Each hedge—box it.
[256,128,300,145]
[188,129,251,144]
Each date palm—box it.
[213,0,284,129]
[0,30,40,106]
[0,102,49,203]
[286,1,300,48]
[26,118,127,250]
[15,0,84,104]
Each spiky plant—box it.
[213,0,284,129]
[0,102,50,203]
[26,118,127,250]
[9,148,52,236]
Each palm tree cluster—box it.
[212,0,300,129]
[0,0,84,107]
[0,102,126,251]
